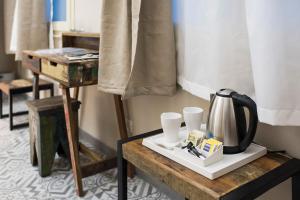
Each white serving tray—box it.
[142,128,267,180]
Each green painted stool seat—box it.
[27,96,80,177]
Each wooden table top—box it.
[123,138,291,200]
[23,48,99,65]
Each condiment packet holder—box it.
[197,146,223,166]
[152,128,223,167]
[181,144,223,167]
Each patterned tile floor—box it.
[0,95,171,200]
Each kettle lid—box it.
[216,88,236,97]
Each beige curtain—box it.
[98,0,177,98]
[4,0,48,60]
[3,0,16,54]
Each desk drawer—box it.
[41,59,98,86]
[22,54,41,73]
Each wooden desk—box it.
[118,128,300,200]
[22,32,133,196]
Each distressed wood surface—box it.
[27,96,80,177]
[27,96,80,113]
[41,58,98,87]
[81,157,117,178]
[22,54,41,73]
[33,74,40,99]
[62,32,100,51]
[0,78,52,95]
[23,49,98,87]
[123,139,290,200]
[23,48,98,65]
[62,31,100,38]
[62,87,83,196]
[79,143,104,161]
[29,109,38,167]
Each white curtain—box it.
[174,0,300,126]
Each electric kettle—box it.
[206,89,258,154]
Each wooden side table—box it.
[118,127,300,200]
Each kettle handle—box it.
[232,93,258,152]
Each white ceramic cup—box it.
[183,107,204,133]
[161,112,182,143]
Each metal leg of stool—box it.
[9,93,13,130]
[118,140,128,200]
[293,172,300,200]
[0,90,3,118]
[50,85,54,97]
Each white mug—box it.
[183,107,203,133]
[161,112,182,143]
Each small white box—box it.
[199,146,223,166]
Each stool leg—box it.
[9,93,13,130]
[29,111,38,166]
[0,90,3,118]
[37,116,56,177]
[30,133,38,166]
[50,85,54,97]
[33,73,40,100]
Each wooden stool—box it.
[27,96,80,177]
[0,79,54,130]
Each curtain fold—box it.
[4,0,49,60]
[175,0,254,100]
[175,0,300,126]
[3,0,16,54]
[98,0,177,98]
[245,0,300,125]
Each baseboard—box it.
[79,128,116,156]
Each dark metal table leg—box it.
[293,172,300,200]
[9,93,13,130]
[0,90,2,118]
[118,140,128,200]
[50,85,54,97]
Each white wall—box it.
[74,2,300,200]
[74,0,101,33]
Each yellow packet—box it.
[200,138,222,156]
[186,130,205,146]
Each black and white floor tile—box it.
[0,95,171,200]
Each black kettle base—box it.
[223,146,245,154]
